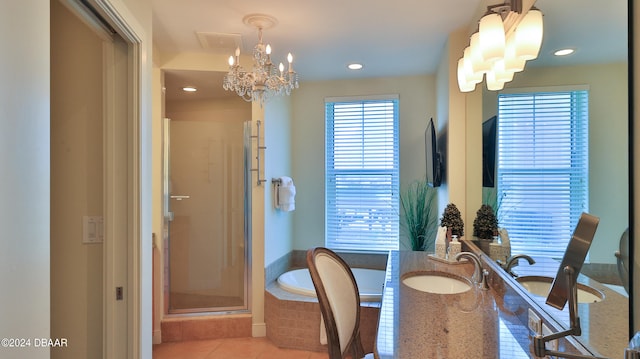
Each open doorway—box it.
[50,0,148,357]
[161,70,252,314]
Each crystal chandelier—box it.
[223,14,299,105]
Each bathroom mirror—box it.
[476,0,630,355]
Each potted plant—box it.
[440,203,464,238]
[400,180,437,251]
[473,204,498,240]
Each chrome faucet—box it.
[455,252,489,290]
[502,254,535,277]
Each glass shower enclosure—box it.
[163,117,251,314]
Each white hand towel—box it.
[277,176,296,211]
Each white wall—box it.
[264,95,294,267]
[290,75,436,251]
[0,1,50,358]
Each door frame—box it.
[62,0,150,357]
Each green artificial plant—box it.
[400,180,438,251]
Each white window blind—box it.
[325,97,399,252]
[497,90,588,260]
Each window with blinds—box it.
[325,96,399,252]
[497,89,589,260]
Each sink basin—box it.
[402,272,472,294]
[516,276,604,304]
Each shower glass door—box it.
[164,117,249,313]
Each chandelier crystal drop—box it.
[223,17,299,106]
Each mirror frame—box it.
[629,0,636,338]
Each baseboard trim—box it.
[153,329,162,345]
[252,323,266,337]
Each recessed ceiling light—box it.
[554,48,575,56]
[348,63,363,70]
[182,86,197,92]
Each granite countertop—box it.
[508,255,629,358]
[373,249,629,359]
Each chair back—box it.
[307,247,364,359]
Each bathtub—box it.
[277,268,386,302]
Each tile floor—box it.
[153,337,330,359]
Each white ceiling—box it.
[154,0,628,101]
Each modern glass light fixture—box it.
[503,34,526,72]
[486,70,504,91]
[470,33,492,74]
[457,0,543,93]
[515,8,544,60]
[457,58,476,92]
[462,47,482,84]
[223,14,299,105]
[478,12,506,63]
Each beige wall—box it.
[50,1,104,357]
[435,33,452,213]
[290,75,436,251]
[436,28,484,234]
[249,101,267,336]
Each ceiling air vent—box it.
[196,32,243,52]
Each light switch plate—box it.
[83,216,104,244]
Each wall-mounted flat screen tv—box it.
[425,118,442,187]
[482,116,497,188]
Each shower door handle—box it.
[170,195,190,201]
[167,195,189,222]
